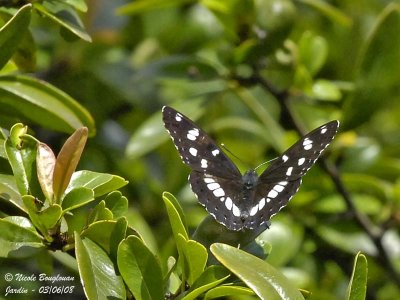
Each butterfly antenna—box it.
[220,144,248,166]
[254,157,278,171]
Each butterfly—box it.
[162,106,339,231]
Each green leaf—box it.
[211,243,305,300]
[117,235,163,300]
[117,0,196,15]
[298,31,328,76]
[36,142,56,201]
[0,217,43,258]
[162,192,188,240]
[311,79,342,101]
[0,4,31,70]
[22,195,62,240]
[53,127,88,202]
[103,191,128,218]
[205,285,255,299]
[125,99,205,159]
[75,233,126,300]
[61,187,94,212]
[4,124,41,197]
[33,2,91,42]
[0,75,95,134]
[182,265,230,300]
[67,170,128,197]
[0,174,24,212]
[176,234,208,285]
[346,252,368,300]
[87,201,113,224]
[81,219,135,254]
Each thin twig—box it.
[237,70,400,287]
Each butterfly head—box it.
[242,169,258,190]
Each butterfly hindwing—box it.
[162,106,241,179]
[189,171,246,231]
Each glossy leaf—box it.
[66,170,128,197]
[117,235,163,300]
[53,127,88,202]
[75,233,126,300]
[182,265,230,300]
[346,252,368,300]
[103,191,128,218]
[87,201,113,224]
[0,174,24,211]
[81,219,135,254]
[61,187,94,212]
[36,142,56,201]
[311,79,342,101]
[33,2,91,42]
[162,192,188,240]
[22,195,62,240]
[4,124,34,195]
[125,99,205,159]
[0,75,95,134]
[0,4,31,70]
[211,243,305,300]
[205,285,255,299]
[0,217,43,257]
[176,234,208,285]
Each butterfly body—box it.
[162,106,339,231]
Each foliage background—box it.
[1,0,400,299]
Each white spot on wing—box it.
[187,133,196,141]
[298,157,305,166]
[189,147,198,156]
[204,177,214,184]
[273,184,285,192]
[282,155,289,162]
[207,182,220,190]
[250,204,259,216]
[303,138,313,150]
[279,181,288,186]
[268,190,278,198]
[225,197,233,210]
[232,204,241,217]
[175,114,182,122]
[304,144,313,150]
[212,149,220,156]
[321,126,327,134]
[213,188,225,197]
[286,166,293,176]
[259,198,266,210]
[201,159,208,168]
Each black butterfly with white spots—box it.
[162,106,339,231]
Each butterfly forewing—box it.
[260,120,339,182]
[162,106,241,179]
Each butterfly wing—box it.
[162,106,241,179]
[189,171,248,231]
[246,120,340,227]
[260,120,339,182]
